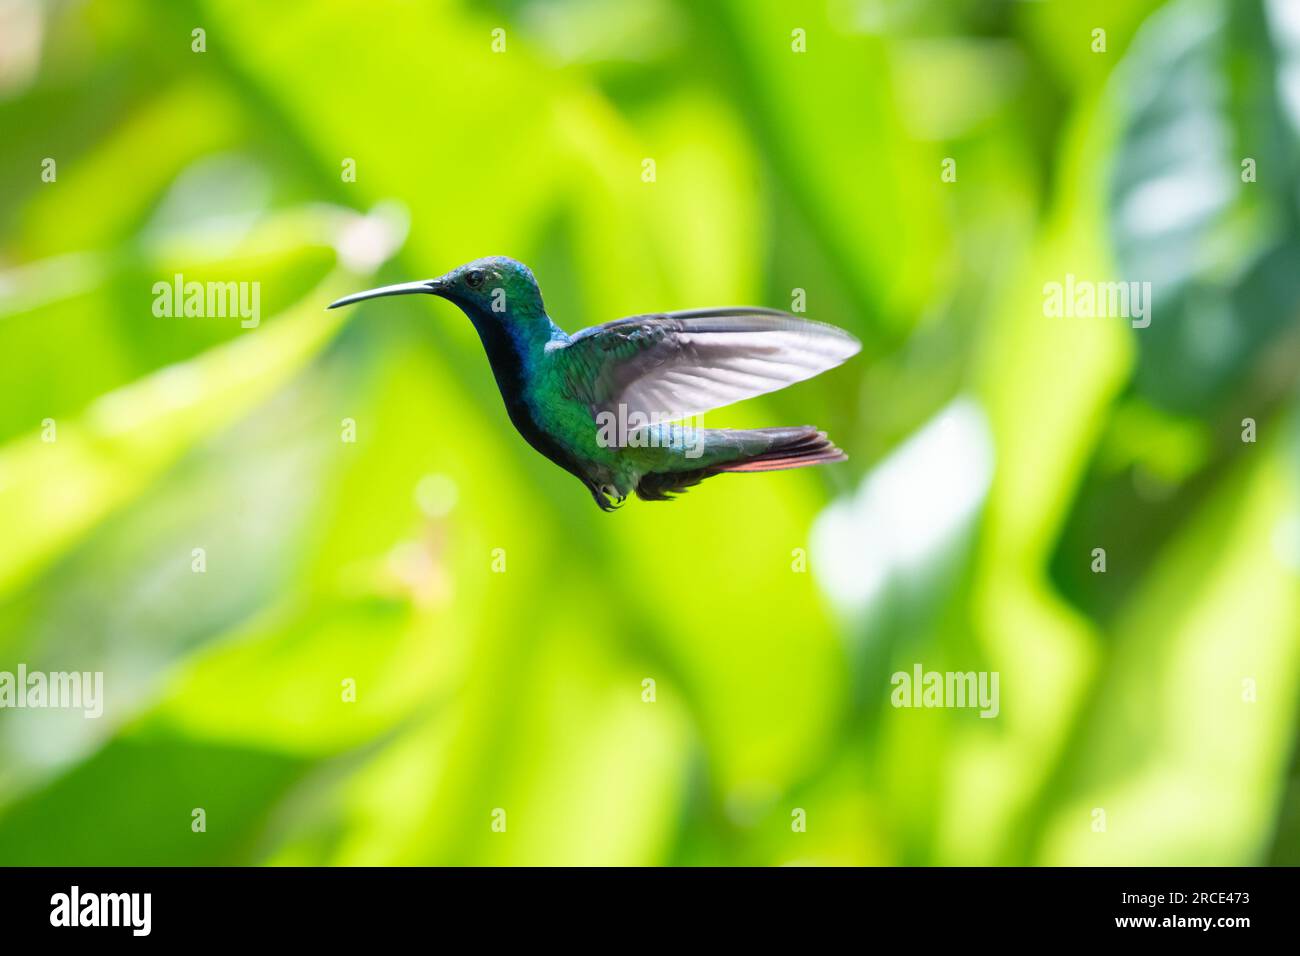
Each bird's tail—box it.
[633,426,846,501]
[712,425,846,473]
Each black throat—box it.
[461,304,595,494]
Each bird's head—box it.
[327,256,545,318]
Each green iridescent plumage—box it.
[329,257,860,510]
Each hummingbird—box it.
[329,257,860,511]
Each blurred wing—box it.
[559,307,861,424]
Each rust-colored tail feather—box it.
[715,426,846,473]
[634,426,847,502]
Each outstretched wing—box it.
[556,307,861,424]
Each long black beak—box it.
[327,279,442,310]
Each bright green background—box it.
[1,0,1298,865]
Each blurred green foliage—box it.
[0,0,1297,865]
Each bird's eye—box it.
[465,269,485,289]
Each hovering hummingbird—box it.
[329,257,860,511]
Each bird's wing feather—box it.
[558,308,861,424]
